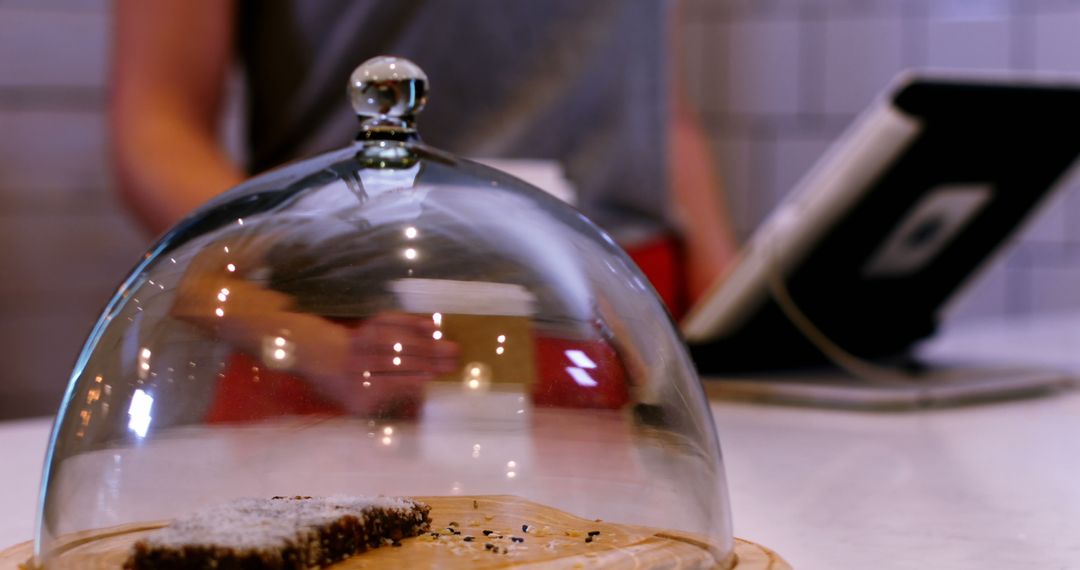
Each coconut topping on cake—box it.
[124,495,431,570]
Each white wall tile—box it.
[711,133,756,239]
[1026,264,1080,314]
[1015,186,1070,244]
[0,111,108,191]
[942,261,1011,321]
[1032,9,1080,73]
[724,19,802,116]
[926,18,1012,70]
[0,312,93,417]
[743,134,779,232]
[1,184,113,215]
[0,8,109,88]
[823,18,906,115]
[0,209,143,418]
[771,132,837,203]
[1014,159,1080,246]
[925,0,1012,20]
[0,0,107,12]
[0,211,144,302]
[1066,189,1080,244]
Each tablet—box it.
[683,72,1080,373]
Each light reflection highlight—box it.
[566,367,598,387]
[138,348,151,380]
[565,349,597,369]
[264,335,296,368]
[127,389,153,438]
[462,362,492,392]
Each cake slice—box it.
[123,495,431,569]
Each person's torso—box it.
[238,0,673,243]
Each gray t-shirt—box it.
[238,0,673,244]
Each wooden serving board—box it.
[2,496,789,569]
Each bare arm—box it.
[110,0,246,237]
[170,237,458,416]
[667,3,740,306]
[669,96,739,305]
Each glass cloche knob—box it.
[348,56,428,134]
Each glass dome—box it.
[35,57,734,568]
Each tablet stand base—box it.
[701,361,1076,410]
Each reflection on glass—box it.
[35,56,735,569]
[126,389,153,438]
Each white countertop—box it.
[4,313,1080,568]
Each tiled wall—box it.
[0,0,145,417]
[683,0,1080,323]
[3,1,1080,417]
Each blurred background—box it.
[3,0,1080,418]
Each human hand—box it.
[284,312,459,417]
